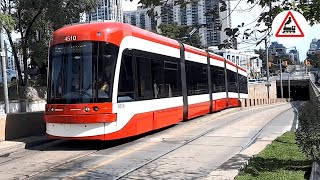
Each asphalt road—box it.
[0,102,298,180]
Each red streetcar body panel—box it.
[44,103,115,124]
[215,98,228,111]
[228,98,240,108]
[45,114,116,124]
[188,101,210,119]
[45,103,113,115]
[51,22,132,46]
[153,106,182,128]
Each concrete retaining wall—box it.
[0,100,46,113]
[0,112,45,141]
[248,81,277,100]
[240,81,284,107]
[309,81,320,104]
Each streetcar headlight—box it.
[93,106,99,111]
[84,107,90,112]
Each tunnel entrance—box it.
[276,80,310,101]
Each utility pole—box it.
[0,28,9,113]
[265,38,270,99]
[288,72,291,100]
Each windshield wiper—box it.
[76,82,95,102]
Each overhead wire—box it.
[220,0,243,21]
[235,0,261,12]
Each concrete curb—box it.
[0,135,55,157]
[203,137,279,180]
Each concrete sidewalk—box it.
[0,135,53,157]
[203,104,296,180]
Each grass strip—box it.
[237,132,312,180]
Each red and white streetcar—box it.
[44,22,248,140]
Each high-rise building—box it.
[85,0,123,22]
[307,38,320,55]
[123,6,161,31]
[123,0,231,47]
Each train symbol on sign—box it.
[282,26,296,33]
[282,17,296,33]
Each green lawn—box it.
[237,132,312,180]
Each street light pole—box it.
[288,72,291,100]
[279,58,283,99]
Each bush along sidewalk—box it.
[295,100,320,179]
[296,101,320,163]
[237,132,312,180]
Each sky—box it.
[123,0,320,62]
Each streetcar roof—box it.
[51,21,246,73]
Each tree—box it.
[158,24,202,48]
[137,0,320,47]
[307,52,320,68]
[1,0,98,85]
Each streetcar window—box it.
[164,61,178,70]
[239,75,248,94]
[210,66,225,93]
[48,42,119,104]
[118,49,182,101]
[163,59,182,97]
[151,59,166,98]
[49,42,96,104]
[118,54,134,102]
[96,42,118,102]
[227,70,238,93]
[186,61,208,95]
[136,56,153,100]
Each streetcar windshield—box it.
[48,42,118,104]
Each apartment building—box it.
[123,0,231,47]
[85,0,123,22]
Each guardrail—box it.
[310,81,320,104]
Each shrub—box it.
[296,101,320,163]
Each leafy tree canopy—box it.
[1,0,98,85]
[307,52,320,68]
[158,24,202,48]
[136,0,320,48]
